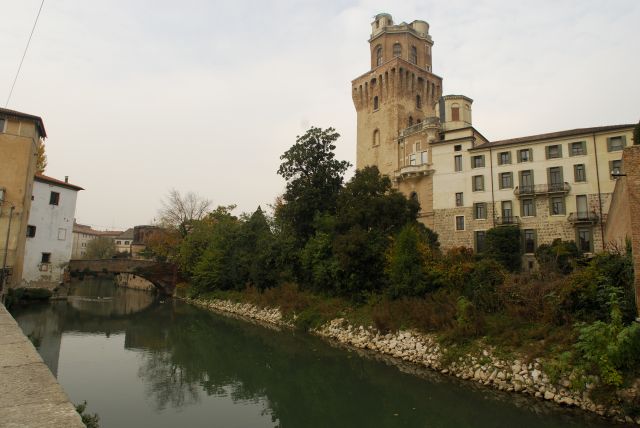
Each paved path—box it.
[0,304,84,427]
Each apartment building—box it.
[353,14,636,264]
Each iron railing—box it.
[514,182,571,196]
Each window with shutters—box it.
[607,136,626,152]
[577,227,593,252]
[498,151,511,165]
[610,159,622,177]
[454,155,462,172]
[499,172,513,189]
[546,144,562,159]
[475,231,486,253]
[517,148,532,162]
[455,192,463,207]
[550,196,565,215]
[471,155,485,168]
[523,229,537,253]
[570,141,586,156]
[521,199,535,217]
[472,175,484,191]
[474,203,487,220]
[574,164,586,182]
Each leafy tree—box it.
[142,228,182,262]
[535,238,581,274]
[386,224,440,298]
[36,140,47,174]
[634,119,640,145]
[335,166,419,235]
[159,189,212,238]
[84,237,115,259]
[276,127,351,243]
[484,226,521,272]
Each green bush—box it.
[557,251,636,324]
[484,226,521,272]
[574,304,640,387]
[535,239,581,274]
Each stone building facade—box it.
[353,14,636,264]
[0,107,46,292]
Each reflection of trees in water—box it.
[137,350,200,411]
[132,304,613,428]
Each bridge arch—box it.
[68,259,178,296]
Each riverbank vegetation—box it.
[148,127,640,408]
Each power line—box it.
[5,0,45,108]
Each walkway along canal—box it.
[10,278,629,427]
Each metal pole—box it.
[1,205,15,300]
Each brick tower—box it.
[352,13,443,177]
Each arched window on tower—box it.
[410,46,417,64]
[373,129,380,147]
[408,116,414,126]
[416,94,422,109]
[451,103,460,121]
[373,96,379,110]
[393,43,402,58]
[376,46,383,66]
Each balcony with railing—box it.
[567,211,599,225]
[514,182,571,197]
[394,162,434,181]
[495,216,520,226]
[399,117,441,137]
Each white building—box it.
[22,174,82,288]
[114,228,133,255]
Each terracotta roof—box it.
[474,124,634,150]
[0,107,47,138]
[35,174,84,191]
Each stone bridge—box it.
[68,259,178,296]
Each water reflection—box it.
[12,280,625,428]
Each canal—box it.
[10,278,621,428]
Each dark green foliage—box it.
[75,401,100,428]
[335,166,419,235]
[557,251,636,324]
[634,119,640,145]
[535,239,581,274]
[386,224,440,298]
[276,127,351,243]
[484,226,521,272]
[463,258,505,313]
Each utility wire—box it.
[5,0,45,108]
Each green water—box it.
[11,279,622,428]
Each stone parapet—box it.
[0,304,84,427]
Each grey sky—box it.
[1,0,638,230]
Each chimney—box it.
[65,176,68,183]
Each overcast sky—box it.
[1,0,638,230]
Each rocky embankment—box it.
[185,297,638,425]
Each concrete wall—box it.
[23,180,79,288]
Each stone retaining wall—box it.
[185,297,638,425]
